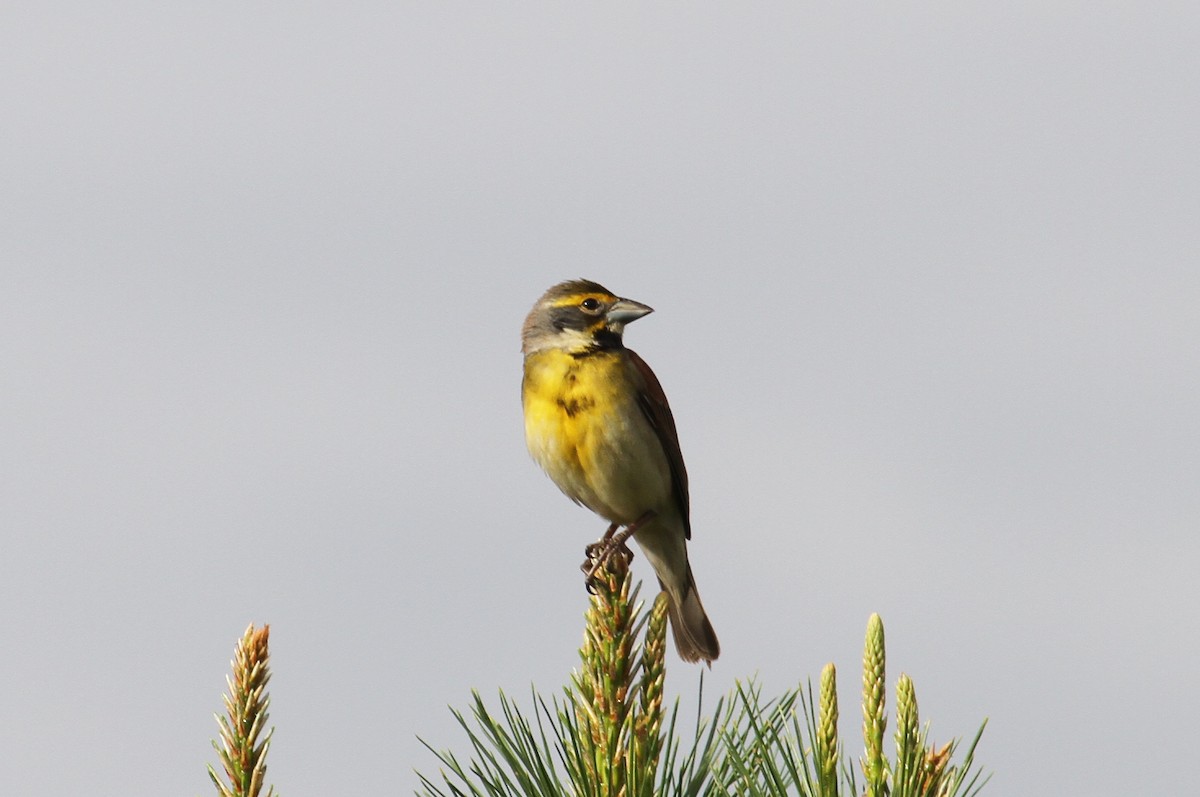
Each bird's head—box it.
[522,279,653,356]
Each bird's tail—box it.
[661,567,720,664]
[634,518,720,663]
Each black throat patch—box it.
[571,327,623,357]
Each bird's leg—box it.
[582,522,621,564]
[582,511,655,592]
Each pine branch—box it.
[208,624,277,797]
[861,613,888,797]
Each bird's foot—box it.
[580,513,654,593]
[583,544,635,594]
[580,522,621,577]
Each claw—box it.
[578,513,654,593]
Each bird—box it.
[521,279,720,663]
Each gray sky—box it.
[2,4,1197,795]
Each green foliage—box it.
[816,664,840,795]
[861,613,888,797]
[416,564,990,797]
[199,570,988,797]
[208,624,278,797]
[199,577,988,797]
[417,553,725,797]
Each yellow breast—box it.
[522,348,672,524]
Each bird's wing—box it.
[626,348,692,540]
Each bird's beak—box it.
[606,298,654,330]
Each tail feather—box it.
[660,573,720,664]
[634,518,720,663]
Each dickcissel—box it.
[521,279,720,664]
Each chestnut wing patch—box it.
[627,349,692,540]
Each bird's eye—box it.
[580,297,601,312]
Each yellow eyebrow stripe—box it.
[548,292,616,308]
